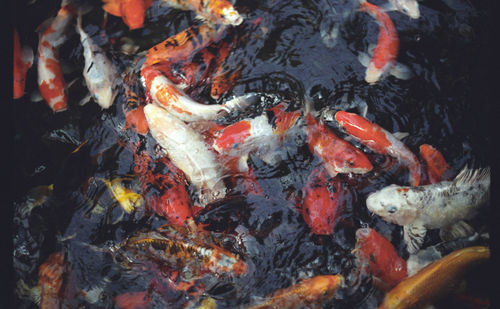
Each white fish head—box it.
[365,62,385,84]
[221,7,243,26]
[93,85,116,109]
[366,184,418,226]
[396,0,420,19]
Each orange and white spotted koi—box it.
[37,0,76,112]
[102,0,153,30]
[161,0,243,26]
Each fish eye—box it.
[386,206,398,214]
[348,160,355,166]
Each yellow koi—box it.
[247,274,344,309]
[98,177,144,213]
[379,246,490,309]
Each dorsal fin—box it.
[453,165,490,187]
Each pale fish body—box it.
[141,66,252,122]
[366,166,490,253]
[76,15,118,109]
[144,103,227,206]
[388,0,420,19]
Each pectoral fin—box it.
[392,132,409,140]
[404,223,427,254]
[439,220,475,242]
[357,52,371,68]
[390,63,413,80]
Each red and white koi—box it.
[300,168,345,235]
[141,65,252,122]
[76,14,118,109]
[143,103,227,206]
[37,1,76,112]
[305,104,373,178]
[358,0,411,84]
[14,29,34,99]
[354,228,408,291]
[335,111,421,186]
[419,144,453,184]
[161,0,243,26]
[102,0,153,30]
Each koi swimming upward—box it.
[335,111,421,186]
[358,0,411,84]
[366,166,490,253]
[37,0,76,112]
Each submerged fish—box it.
[366,166,490,253]
[357,0,411,84]
[305,104,373,178]
[419,144,453,184]
[113,226,248,278]
[247,275,344,309]
[16,184,54,216]
[37,252,66,309]
[379,246,490,309]
[37,0,76,112]
[76,13,118,109]
[300,168,345,235]
[13,29,34,99]
[102,0,153,30]
[98,177,144,213]
[143,103,227,206]
[383,0,420,19]
[161,0,243,26]
[354,228,407,291]
[335,111,421,186]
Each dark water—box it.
[12,0,495,308]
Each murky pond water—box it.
[12,0,493,308]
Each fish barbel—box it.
[366,166,490,253]
[379,246,490,309]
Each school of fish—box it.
[13,0,491,308]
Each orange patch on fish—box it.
[419,144,452,183]
[114,291,151,309]
[213,120,252,152]
[13,29,33,99]
[125,105,149,135]
[37,252,66,309]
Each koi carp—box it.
[98,177,144,213]
[122,71,149,135]
[357,0,411,84]
[161,0,243,26]
[335,110,421,186]
[144,22,227,67]
[141,66,252,122]
[354,228,408,291]
[37,252,66,309]
[14,29,34,99]
[133,150,193,227]
[247,275,344,309]
[366,166,490,253]
[102,0,153,30]
[300,168,345,235]
[76,13,118,109]
[114,291,151,309]
[379,246,490,309]
[114,227,248,277]
[305,103,373,178]
[143,103,227,206]
[383,0,420,19]
[419,144,453,184]
[37,0,76,112]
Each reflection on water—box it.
[13,0,492,308]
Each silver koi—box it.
[366,166,490,253]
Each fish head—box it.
[366,185,418,226]
[93,84,117,109]
[308,275,344,300]
[220,7,243,26]
[396,0,420,19]
[333,147,373,174]
[365,62,385,84]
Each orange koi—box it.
[161,0,242,26]
[116,227,248,277]
[114,291,151,309]
[335,111,421,186]
[248,275,344,309]
[419,144,453,184]
[13,29,33,99]
[354,228,408,291]
[102,0,153,30]
[132,148,193,227]
[305,109,373,178]
[358,0,410,84]
[37,252,66,309]
[37,1,76,112]
[301,168,345,235]
[122,73,149,135]
[210,67,242,99]
[144,23,227,67]
[379,246,490,309]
